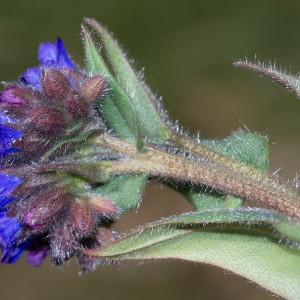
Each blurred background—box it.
[0,0,299,299]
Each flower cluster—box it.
[0,38,117,271]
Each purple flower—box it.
[0,37,113,271]
[0,38,77,266]
[19,37,76,90]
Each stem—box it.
[99,134,300,220]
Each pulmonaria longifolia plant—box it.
[1,18,300,298]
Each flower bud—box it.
[10,132,54,160]
[10,86,44,107]
[90,196,118,214]
[80,75,105,102]
[64,91,89,118]
[50,219,77,264]
[21,187,69,230]
[41,68,71,100]
[10,173,55,198]
[27,107,65,135]
[70,198,95,235]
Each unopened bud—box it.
[27,107,65,135]
[80,75,105,102]
[41,68,71,100]
[50,220,77,264]
[70,198,95,235]
[90,196,118,215]
[64,91,89,118]
[21,187,69,230]
[11,86,44,107]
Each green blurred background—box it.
[1,0,300,299]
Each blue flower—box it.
[0,177,24,263]
[0,108,26,263]
[19,37,76,90]
[0,37,113,271]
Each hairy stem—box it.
[99,134,300,220]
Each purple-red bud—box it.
[21,187,69,230]
[10,174,55,198]
[80,75,105,102]
[41,68,71,100]
[10,86,45,107]
[50,219,77,264]
[64,91,89,118]
[70,198,95,235]
[11,132,54,159]
[27,107,65,135]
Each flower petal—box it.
[1,238,28,263]
[0,123,24,158]
[27,242,49,267]
[0,86,26,105]
[19,67,42,90]
[38,42,57,64]
[0,209,27,263]
[0,110,15,124]
[0,173,23,207]
[0,211,21,245]
[56,37,75,69]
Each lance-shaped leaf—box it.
[85,208,300,299]
[184,131,269,210]
[84,18,169,144]
[82,25,143,150]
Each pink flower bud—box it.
[80,75,105,102]
[70,198,95,235]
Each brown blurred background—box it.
[1,0,299,299]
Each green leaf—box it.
[183,187,225,210]
[82,25,143,150]
[223,194,244,208]
[86,208,295,256]
[93,174,148,213]
[83,18,169,144]
[86,208,300,299]
[184,131,269,210]
[116,230,300,299]
[146,207,292,227]
[273,222,300,242]
[202,130,269,171]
